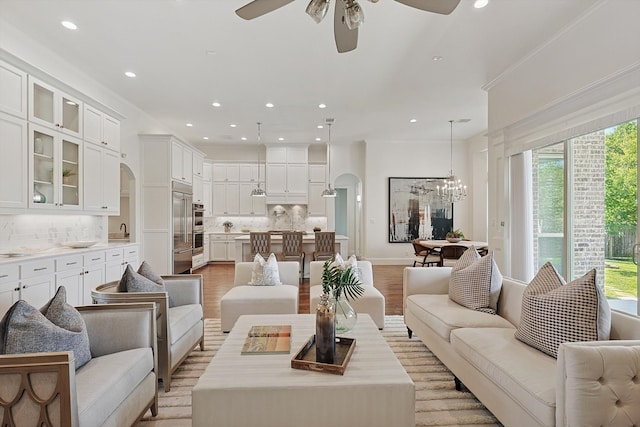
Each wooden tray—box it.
[291,335,355,375]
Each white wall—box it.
[486,0,640,272]
[363,139,472,263]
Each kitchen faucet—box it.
[120,223,128,236]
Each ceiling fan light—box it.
[344,1,364,30]
[306,0,330,23]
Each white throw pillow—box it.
[249,253,282,286]
[448,246,503,314]
[329,254,361,281]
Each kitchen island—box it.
[234,233,348,278]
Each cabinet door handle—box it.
[14,287,20,292]
[33,267,48,271]
[0,274,8,279]
[91,257,101,261]
[66,262,77,266]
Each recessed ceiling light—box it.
[206,50,217,55]
[318,103,327,109]
[230,124,237,128]
[61,21,77,30]
[241,137,247,141]
[212,102,221,107]
[265,102,274,108]
[432,56,443,61]
[317,125,324,129]
[186,123,193,127]
[410,119,417,123]
[315,137,321,141]
[202,137,209,140]
[474,0,489,8]
[278,137,284,141]
[124,71,136,78]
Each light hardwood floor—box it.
[196,263,407,319]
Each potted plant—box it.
[222,221,233,233]
[62,168,76,184]
[446,229,464,243]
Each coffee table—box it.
[192,314,415,427]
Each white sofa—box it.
[92,274,204,392]
[0,302,158,427]
[309,260,385,329]
[403,266,640,427]
[220,261,300,332]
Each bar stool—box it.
[250,232,272,259]
[278,231,305,283]
[313,231,335,261]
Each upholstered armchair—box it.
[92,274,204,392]
[0,302,158,427]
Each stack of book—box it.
[241,325,291,355]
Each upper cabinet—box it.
[0,60,27,119]
[171,140,193,184]
[83,104,120,152]
[265,145,308,204]
[83,143,119,214]
[28,77,82,139]
[193,151,204,179]
[0,114,27,210]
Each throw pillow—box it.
[329,254,362,281]
[249,253,282,286]
[515,262,611,358]
[118,264,165,293]
[137,260,164,286]
[448,246,503,314]
[1,286,92,369]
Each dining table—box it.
[418,239,489,250]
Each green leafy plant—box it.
[321,259,364,301]
[62,168,76,177]
[446,229,465,238]
[222,221,233,228]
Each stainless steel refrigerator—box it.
[172,181,193,274]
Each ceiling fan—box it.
[235,0,461,53]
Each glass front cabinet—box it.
[29,123,82,210]
[28,77,83,139]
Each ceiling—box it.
[0,0,600,146]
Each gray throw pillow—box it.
[118,264,174,307]
[449,246,503,314]
[1,286,92,369]
[515,262,611,358]
[137,260,164,286]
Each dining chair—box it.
[313,231,335,261]
[279,231,305,283]
[439,244,468,267]
[411,239,441,267]
[250,232,272,259]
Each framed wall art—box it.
[388,177,453,243]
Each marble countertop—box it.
[0,241,138,265]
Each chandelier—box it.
[437,120,467,203]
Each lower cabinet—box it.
[209,234,237,261]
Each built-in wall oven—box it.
[193,203,205,255]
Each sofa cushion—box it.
[249,253,282,286]
[169,303,204,345]
[137,260,164,286]
[405,294,514,342]
[1,286,92,369]
[449,247,502,314]
[515,262,611,358]
[76,347,153,427]
[450,327,556,427]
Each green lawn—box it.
[605,258,638,299]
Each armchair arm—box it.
[163,274,203,306]
[0,352,78,427]
[556,340,640,427]
[77,303,157,358]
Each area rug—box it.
[140,316,500,427]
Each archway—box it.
[334,173,362,258]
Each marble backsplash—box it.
[205,204,327,233]
[0,215,106,252]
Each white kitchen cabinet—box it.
[308,182,327,216]
[209,234,236,261]
[239,183,266,215]
[83,104,120,152]
[20,258,55,309]
[56,267,83,306]
[105,247,125,282]
[0,113,27,210]
[171,141,193,184]
[212,182,239,215]
[82,252,106,304]
[193,175,204,204]
[239,164,264,182]
[203,180,212,217]
[203,162,212,182]
[265,145,308,204]
[83,142,119,213]
[203,233,210,261]
[29,123,82,211]
[122,245,140,272]
[212,163,240,182]
[28,76,82,139]
[0,60,27,119]
[308,164,326,183]
[0,264,20,317]
[193,151,204,179]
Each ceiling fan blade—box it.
[334,0,358,53]
[393,0,461,15]
[235,0,295,20]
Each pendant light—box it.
[437,120,467,203]
[250,122,266,197]
[321,122,337,198]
